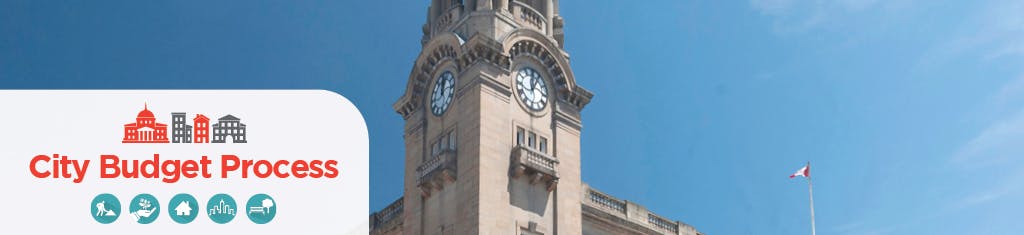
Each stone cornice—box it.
[507,37,592,111]
[553,110,582,134]
[395,35,462,120]
[459,34,512,72]
[396,34,513,120]
[398,21,593,121]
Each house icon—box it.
[175,201,192,216]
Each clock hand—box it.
[442,79,448,94]
[447,83,453,97]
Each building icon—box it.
[193,114,210,144]
[209,200,235,216]
[122,104,170,143]
[175,201,192,216]
[171,112,193,143]
[212,115,246,143]
[118,105,244,144]
[370,1,701,235]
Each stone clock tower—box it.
[376,1,701,235]
[392,0,592,234]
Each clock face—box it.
[515,67,548,111]
[431,71,455,116]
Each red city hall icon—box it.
[122,103,170,143]
[122,103,246,144]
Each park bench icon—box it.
[249,198,274,215]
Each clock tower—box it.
[393,0,593,234]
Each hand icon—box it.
[132,198,156,221]
[132,207,155,221]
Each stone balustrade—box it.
[587,187,627,214]
[511,1,547,34]
[432,4,463,36]
[372,185,703,235]
[648,213,679,234]
[511,145,559,191]
[583,185,703,235]
[416,149,457,197]
[369,198,403,233]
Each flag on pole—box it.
[790,162,816,235]
[789,164,810,178]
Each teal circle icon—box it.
[128,194,160,224]
[90,193,121,224]
[206,194,237,224]
[245,194,276,224]
[167,193,199,224]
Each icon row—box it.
[91,193,276,224]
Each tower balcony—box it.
[416,149,457,197]
[511,145,559,191]
[510,1,548,34]
[430,4,463,36]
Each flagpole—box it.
[807,161,816,235]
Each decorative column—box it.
[546,0,554,34]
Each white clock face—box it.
[431,71,455,116]
[516,67,548,111]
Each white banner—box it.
[0,90,369,234]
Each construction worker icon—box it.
[91,193,120,224]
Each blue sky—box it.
[3,0,1023,234]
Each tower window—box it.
[440,134,448,151]
[539,137,547,153]
[448,131,456,150]
[516,128,525,146]
[428,129,457,159]
[515,126,550,155]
